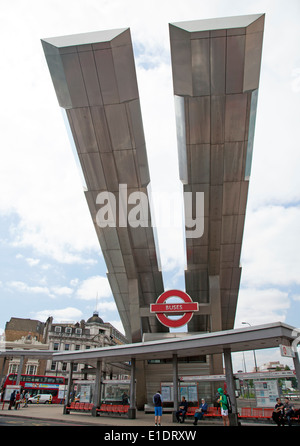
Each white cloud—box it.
[241,205,300,287]
[97,301,118,312]
[75,275,112,301]
[235,288,290,326]
[51,286,73,296]
[33,307,83,323]
[25,258,40,267]
[8,281,53,297]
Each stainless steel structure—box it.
[41,14,264,349]
[169,14,264,333]
[42,29,167,343]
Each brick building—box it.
[0,313,128,387]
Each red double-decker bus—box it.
[2,374,66,403]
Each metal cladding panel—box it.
[226,35,245,94]
[42,29,166,342]
[80,152,107,190]
[89,107,112,153]
[191,38,210,96]
[224,93,248,141]
[112,44,139,102]
[94,49,119,104]
[210,37,226,95]
[67,108,98,153]
[188,97,210,144]
[170,14,264,332]
[78,51,103,106]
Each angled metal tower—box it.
[169,14,264,334]
[42,29,168,343]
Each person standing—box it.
[8,390,16,410]
[217,387,230,426]
[14,391,21,410]
[153,390,163,426]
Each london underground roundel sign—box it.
[150,290,198,328]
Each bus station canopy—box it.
[1,323,298,369]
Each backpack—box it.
[226,394,232,413]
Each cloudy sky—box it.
[0,0,299,372]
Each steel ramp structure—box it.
[42,14,264,344]
[169,14,264,333]
[42,28,168,342]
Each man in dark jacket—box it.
[8,390,16,410]
[153,390,163,426]
[176,396,188,423]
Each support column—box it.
[209,276,224,396]
[172,354,179,422]
[16,356,24,385]
[63,362,74,413]
[128,358,136,419]
[94,360,102,406]
[135,360,147,410]
[128,279,142,343]
[128,279,147,410]
[0,356,7,387]
[292,351,300,389]
[223,348,239,426]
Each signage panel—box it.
[150,289,198,328]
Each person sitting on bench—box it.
[176,396,188,423]
[193,399,208,425]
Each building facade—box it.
[45,312,128,381]
[0,313,128,386]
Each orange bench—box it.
[96,403,130,417]
[65,401,94,414]
[239,406,300,422]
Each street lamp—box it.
[242,322,258,372]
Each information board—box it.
[254,380,279,407]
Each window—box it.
[75,344,80,351]
[26,365,37,375]
[65,327,72,334]
[64,344,70,351]
[8,364,18,374]
[50,362,56,371]
[75,328,82,335]
[8,374,17,381]
[53,343,59,351]
[47,377,55,383]
[62,363,67,371]
[54,326,61,333]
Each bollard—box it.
[37,395,40,404]
[49,395,52,404]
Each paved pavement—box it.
[0,403,274,427]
